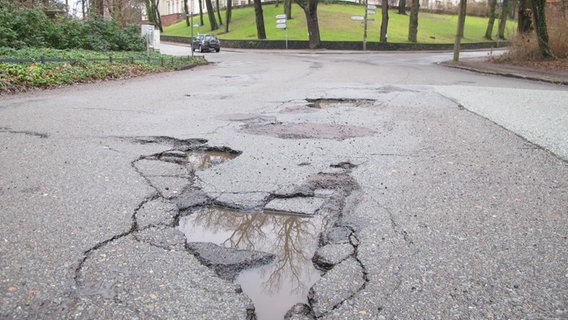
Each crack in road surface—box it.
[70,132,370,319]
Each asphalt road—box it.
[1,46,567,319]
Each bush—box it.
[504,10,568,61]
[0,1,145,51]
[0,2,55,48]
[466,2,489,18]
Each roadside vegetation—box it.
[0,1,205,95]
[0,47,206,94]
[496,11,568,68]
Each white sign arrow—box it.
[351,15,365,21]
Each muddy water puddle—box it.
[178,206,332,320]
[185,149,239,171]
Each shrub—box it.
[504,10,568,61]
[0,2,56,48]
[546,11,568,58]
[0,1,145,52]
[467,2,489,18]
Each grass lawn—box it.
[163,3,517,43]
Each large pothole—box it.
[127,137,362,319]
[242,122,376,140]
[306,98,375,109]
[178,206,330,320]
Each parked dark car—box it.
[192,34,221,53]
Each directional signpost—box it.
[276,14,288,49]
[361,1,376,50]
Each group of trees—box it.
[152,0,564,57]
[4,0,563,59]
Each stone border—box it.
[161,35,508,51]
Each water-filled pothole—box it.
[178,206,332,320]
[306,98,375,109]
[186,149,239,171]
[157,147,240,171]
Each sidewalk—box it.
[445,57,568,85]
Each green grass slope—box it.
[163,3,516,43]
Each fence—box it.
[0,55,202,67]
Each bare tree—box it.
[484,0,496,40]
[408,0,419,42]
[144,0,163,31]
[398,0,406,14]
[531,0,552,58]
[285,0,292,19]
[380,0,388,42]
[295,0,320,49]
[205,0,218,30]
[497,0,509,39]
[216,0,222,25]
[224,0,232,32]
[184,0,190,26]
[453,0,467,62]
[517,0,532,35]
[457,0,466,38]
[199,0,204,26]
[91,0,104,15]
[253,0,266,39]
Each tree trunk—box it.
[484,0,496,40]
[154,0,163,32]
[216,0,223,25]
[225,0,232,32]
[145,0,163,32]
[398,0,406,14]
[253,0,266,39]
[184,0,190,26]
[205,0,218,30]
[531,0,552,58]
[497,0,508,39]
[517,0,532,34]
[199,0,204,26]
[457,0,467,38]
[285,0,292,19]
[295,0,320,49]
[93,0,104,15]
[408,0,419,42]
[380,0,389,42]
[453,0,467,62]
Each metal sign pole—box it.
[363,0,368,50]
[286,26,288,49]
[190,5,194,57]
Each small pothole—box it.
[306,98,375,109]
[157,147,241,171]
[186,149,240,171]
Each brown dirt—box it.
[448,57,568,85]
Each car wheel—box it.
[200,46,204,53]
[215,48,220,52]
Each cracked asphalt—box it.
[1,46,567,319]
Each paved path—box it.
[1,47,567,319]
